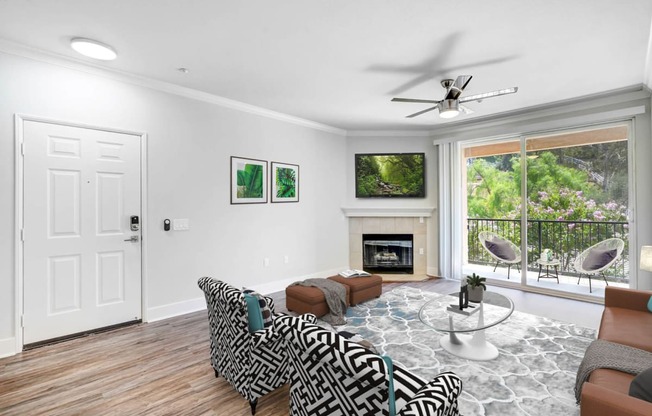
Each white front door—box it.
[22,120,142,344]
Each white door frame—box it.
[14,114,149,352]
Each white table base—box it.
[440,302,500,360]
[440,332,500,360]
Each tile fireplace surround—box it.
[343,208,435,276]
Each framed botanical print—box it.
[271,162,299,203]
[231,156,268,204]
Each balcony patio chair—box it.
[478,231,521,279]
[573,238,625,293]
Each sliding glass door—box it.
[461,122,631,299]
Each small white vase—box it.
[468,286,484,303]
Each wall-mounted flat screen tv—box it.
[355,153,425,198]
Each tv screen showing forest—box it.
[355,153,425,198]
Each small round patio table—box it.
[537,258,561,283]
[418,291,514,360]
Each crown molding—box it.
[346,130,433,138]
[429,86,650,141]
[0,38,346,136]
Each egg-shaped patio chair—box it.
[478,231,522,279]
[573,238,625,293]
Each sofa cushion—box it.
[630,367,652,402]
[485,240,516,260]
[588,368,635,396]
[582,248,617,271]
[599,307,652,352]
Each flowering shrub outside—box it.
[520,188,628,225]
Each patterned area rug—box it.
[321,287,596,416]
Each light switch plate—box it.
[173,218,190,231]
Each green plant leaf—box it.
[238,163,263,198]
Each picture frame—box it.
[355,152,425,198]
[271,162,299,203]
[231,156,268,204]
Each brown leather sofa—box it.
[580,286,652,416]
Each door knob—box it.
[124,235,139,242]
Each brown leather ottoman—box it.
[285,284,350,317]
[328,274,382,305]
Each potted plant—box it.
[466,273,487,303]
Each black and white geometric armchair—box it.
[198,277,292,414]
[276,314,463,416]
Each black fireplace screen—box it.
[362,233,413,274]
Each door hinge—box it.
[20,229,24,242]
[20,142,25,156]
[20,315,25,328]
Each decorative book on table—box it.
[339,269,372,278]
[447,304,480,316]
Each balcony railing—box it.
[467,218,629,282]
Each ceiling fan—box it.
[391,75,518,119]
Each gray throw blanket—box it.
[292,278,347,325]
[575,339,652,403]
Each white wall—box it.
[0,52,348,355]
[345,136,439,274]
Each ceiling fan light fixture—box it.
[438,99,459,119]
[70,37,117,60]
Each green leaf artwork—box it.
[271,162,299,202]
[276,167,296,198]
[236,163,263,198]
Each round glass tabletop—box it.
[418,291,514,333]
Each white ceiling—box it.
[0,0,651,132]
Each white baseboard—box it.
[147,297,206,323]
[146,267,346,322]
[0,337,17,358]
[248,267,345,295]
[427,266,441,277]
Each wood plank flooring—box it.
[0,279,602,415]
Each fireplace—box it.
[362,234,414,274]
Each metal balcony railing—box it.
[467,218,629,282]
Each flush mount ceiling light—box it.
[437,99,460,119]
[70,38,117,60]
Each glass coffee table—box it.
[418,291,514,360]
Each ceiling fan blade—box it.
[392,97,440,104]
[459,104,474,115]
[454,75,473,90]
[445,75,473,100]
[459,87,518,103]
[406,105,439,118]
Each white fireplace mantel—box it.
[341,207,436,218]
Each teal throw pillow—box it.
[243,289,273,328]
[243,293,264,333]
[648,296,652,313]
[381,355,396,416]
